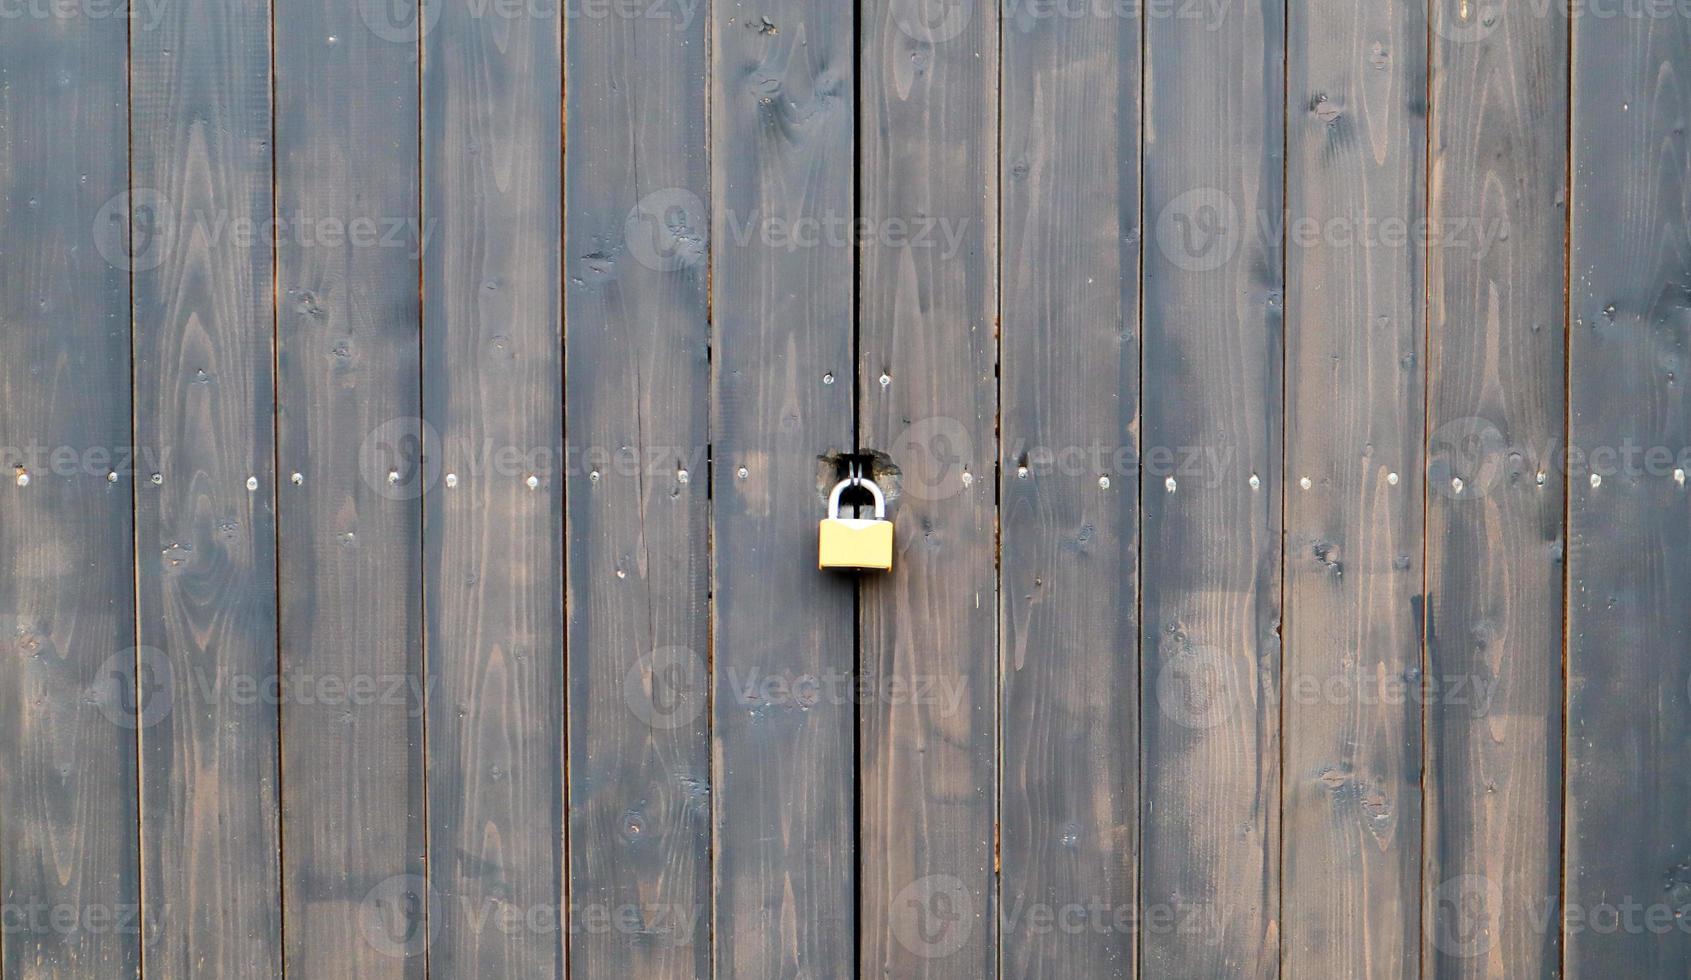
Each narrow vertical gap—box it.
[1274,1,1290,973]
[268,0,287,972]
[415,1,432,975]
[1558,0,1575,973]
[700,0,716,975]
[850,0,864,975]
[1417,2,1436,974]
[1132,1,1147,976]
[126,2,146,975]
[990,0,1005,970]
[559,4,573,976]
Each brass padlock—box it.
[818,474,893,571]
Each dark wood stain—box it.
[999,4,1140,978]
[1567,3,1691,976]
[564,3,712,979]
[132,0,283,973]
[1425,3,1568,977]
[275,4,426,975]
[423,0,565,975]
[710,0,858,976]
[1282,1,1426,976]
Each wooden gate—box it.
[0,0,1687,976]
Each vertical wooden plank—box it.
[710,0,856,976]
[275,2,425,974]
[0,9,139,978]
[1566,2,1691,975]
[564,2,712,977]
[1281,1,1425,975]
[130,0,282,973]
[858,0,998,976]
[1139,0,1283,974]
[422,0,564,975]
[1424,2,1567,975]
[998,3,1139,978]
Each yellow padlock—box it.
[818,475,893,571]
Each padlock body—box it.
[818,517,894,571]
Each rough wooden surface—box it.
[0,10,140,979]
[1425,3,1568,977]
[858,1,999,976]
[1282,1,1426,975]
[710,0,858,976]
[1567,3,1691,975]
[999,5,1140,978]
[274,4,426,975]
[564,4,712,978]
[131,0,282,973]
[1140,0,1285,975]
[423,2,565,976]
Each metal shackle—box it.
[828,477,886,520]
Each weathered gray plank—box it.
[275,4,426,974]
[1281,1,1425,975]
[0,10,139,978]
[998,4,1139,977]
[1566,3,1691,975]
[130,0,282,973]
[1139,0,1283,973]
[709,0,856,976]
[1424,3,1567,976]
[858,1,998,976]
[564,3,712,977]
[422,1,565,975]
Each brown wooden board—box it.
[422,2,565,976]
[0,10,140,978]
[1139,0,1284,974]
[130,0,283,972]
[1281,1,1426,975]
[1424,3,1568,976]
[274,3,426,974]
[563,3,713,977]
[858,1,998,976]
[998,3,1140,977]
[710,0,858,976]
[1566,2,1691,975]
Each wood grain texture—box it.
[1566,2,1691,975]
[564,4,712,978]
[423,1,565,976]
[858,1,998,976]
[710,0,857,976]
[130,0,282,973]
[0,11,140,979]
[1425,3,1567,977]
[1139,0,1283,974]
[998,4,1139,978]
[275,4,426,975]
[1281,1,1425,976]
